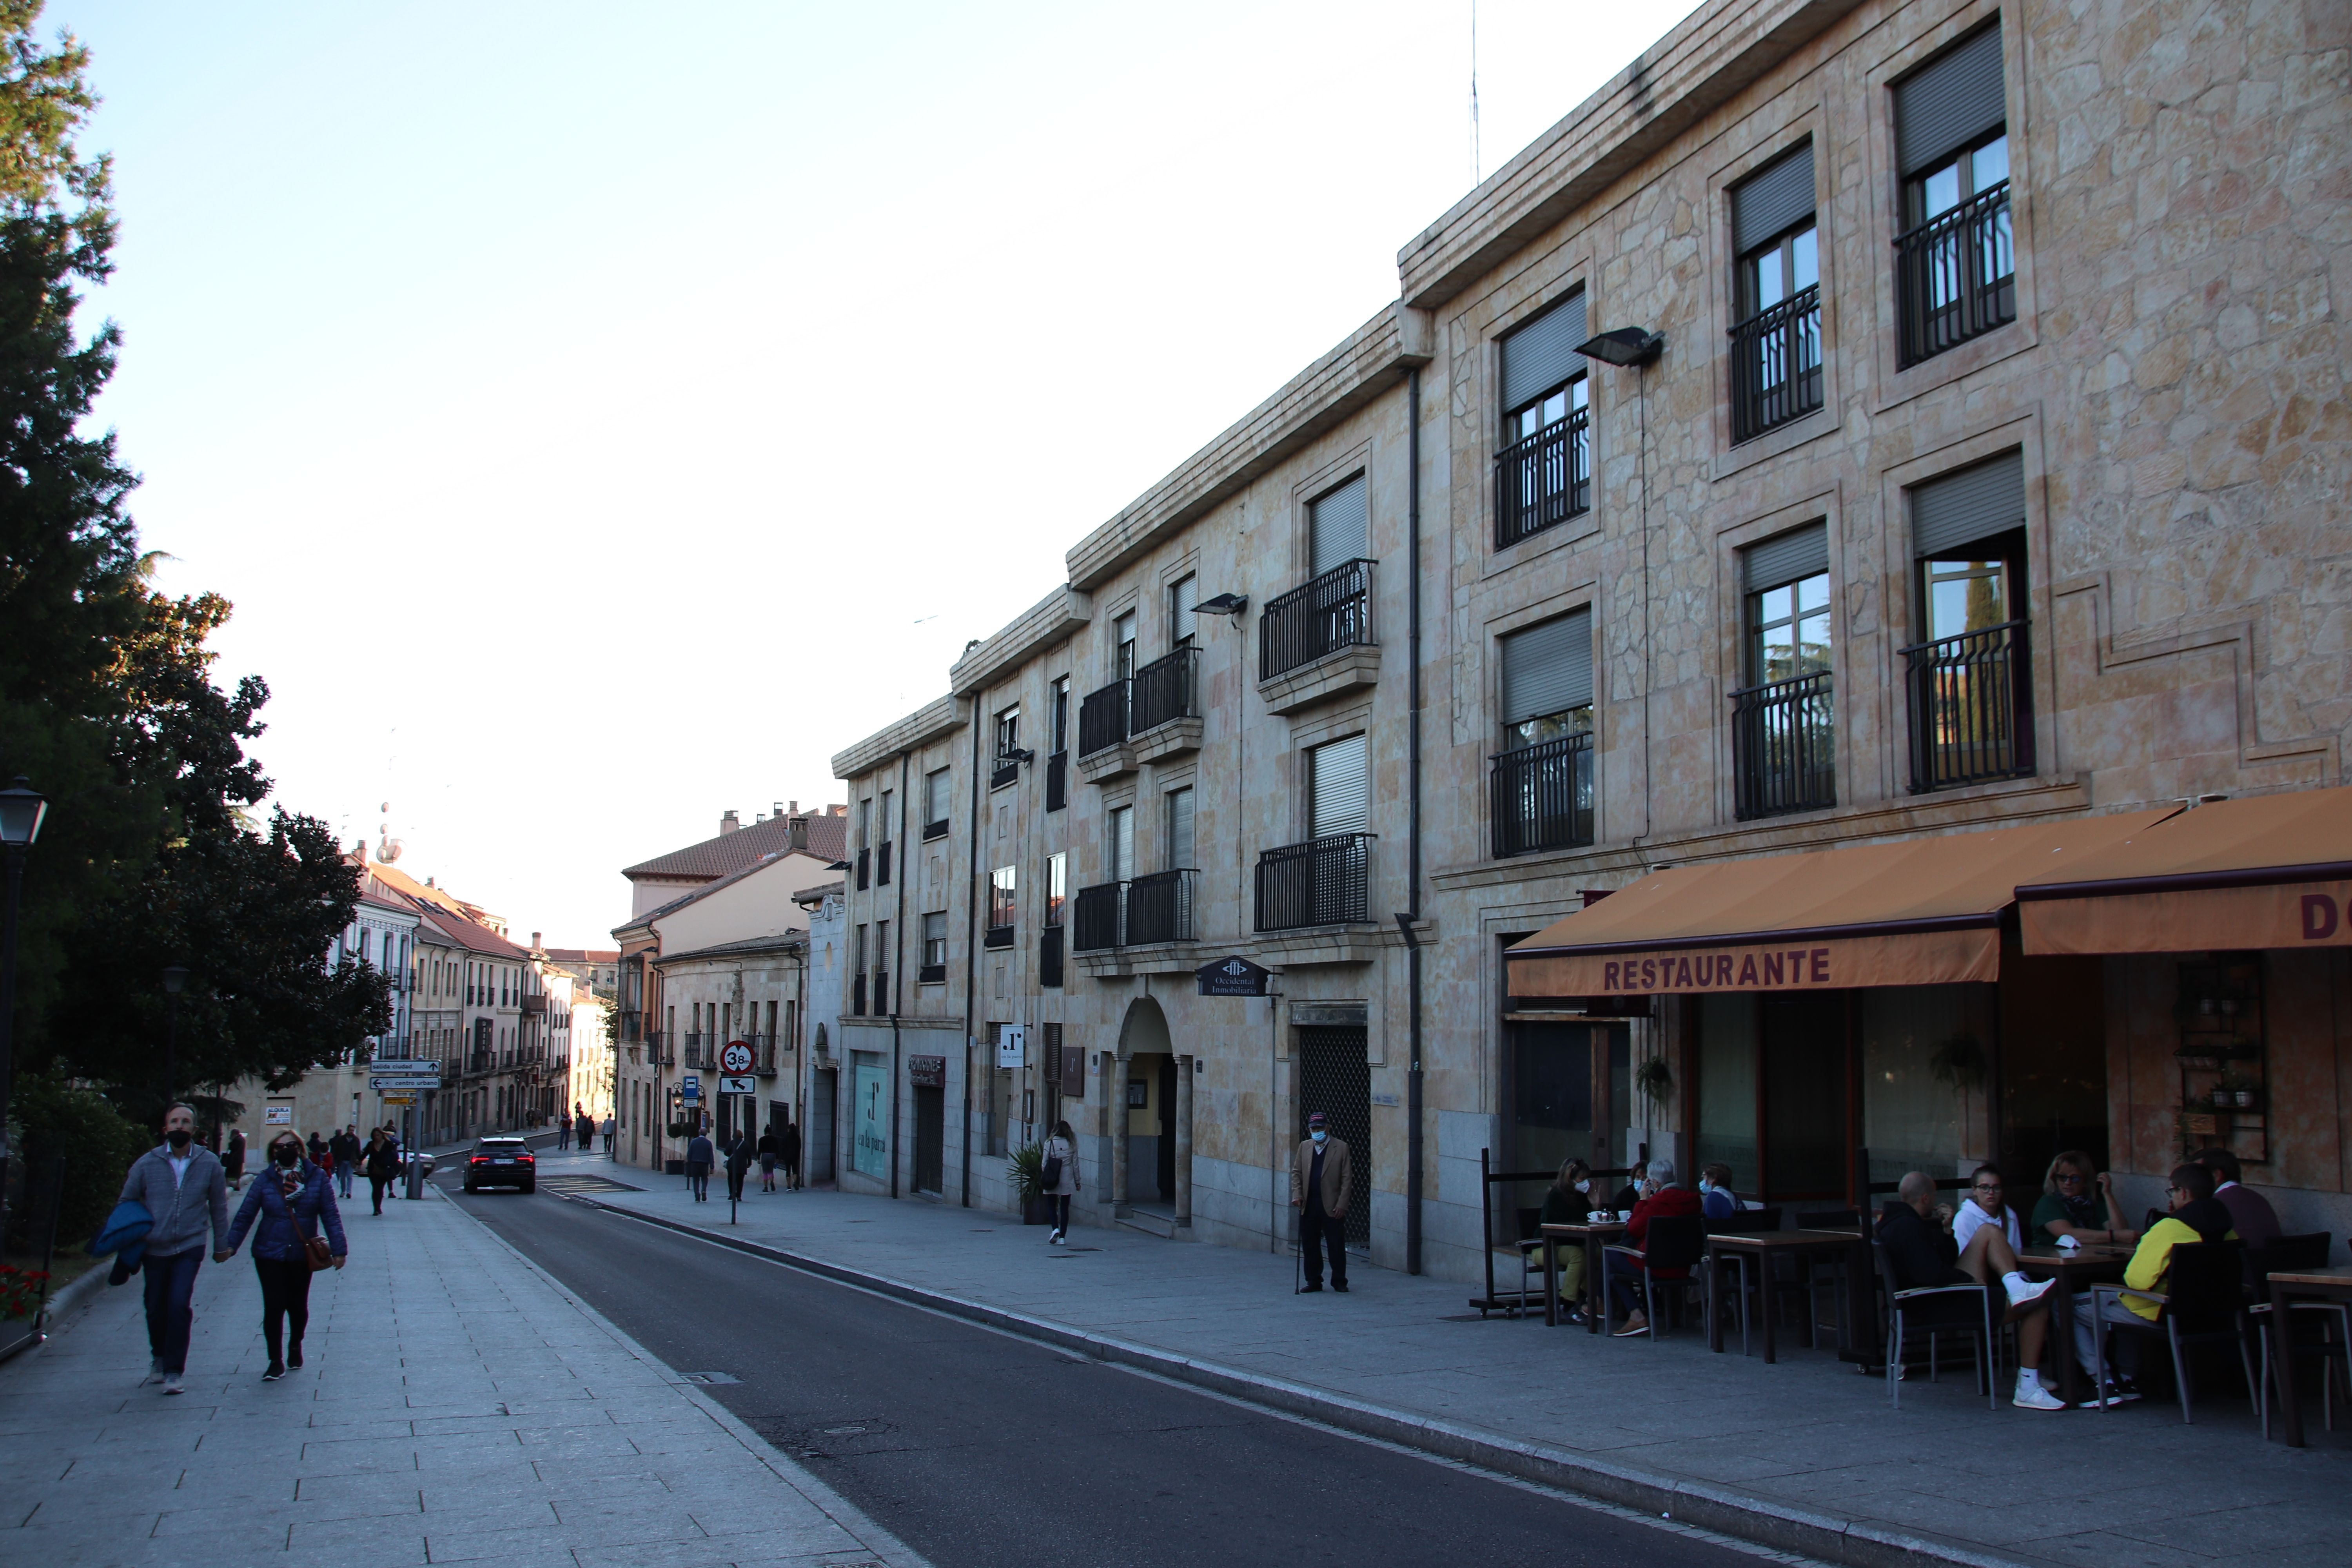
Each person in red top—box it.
[1610,1158,1703,1336]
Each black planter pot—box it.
[664,1158,685,1175]
[1022,1195,1052,1225]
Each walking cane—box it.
[1293,1207,1304,1294]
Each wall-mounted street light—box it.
[1195,592,1249,617]
[0,775,52,1180]
[1575,327,1665,368]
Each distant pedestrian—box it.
[756,1125,780,1192]
[1290,1111,1352,1293]
[686,1131,714,1201]
[224,1132,347,1380]
[599,1115,613,1153]
[576,1109,594,1150]
[556,1115,571,1151]
[223,1127,247,1189]
[117,1104,232,1396]
[724,1132,752,1203]
[329,1126,361,1200]
[780,1115,802,1190]
[306,1131,328,1168]
[363,1129,401,1215]
[1042,1119,1080,1243]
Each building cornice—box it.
[949,585,1093,697]
[1395,0,1864,309]
[830,693,967,781]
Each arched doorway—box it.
[1116,996,1175,1210]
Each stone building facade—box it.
[826,0,2352,1278]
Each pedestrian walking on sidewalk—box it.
[116,1103,232,1395]
[686,1131,714,1201]
[599,1114,613,1153]
[757,1125,780,1192]
[224,1132,348,1380]
[1042,1119,1080,1243]
[577,1108,595,1151]
[780,1114,802,1190]
[306,1131,328,1168]
[329,1126,361,1200]
[724,1131,752,1203]
[1290,1111,1352,1293]
[557,1115,572,1151]
[223,1127,246,1189]
[363,1128,401,1215]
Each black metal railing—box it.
[851,974,866,1016]
[1039,925,1064,987]
[876,842,891,886]
[1732,671,1836,820]
[991,756,1019,790]
[1493,407,1590,548]
[1072,882,1124,953]
[1489,731,1595,858]
[1078,679,1128,757]
[1903,619,2033,793]
[1254,833,1374,931]
[855,848,870,891]
[1129,646,1200,736]
[1125,869,1198,946]
[1260,559,1375,681]
[1729,285,1822,443]
[874,969,888,1009]
[984,924,1015,949]
[918,962,946,984]
[1045,750,1067,811]
[620,1010,642,1043]
[1896,182,2014,368]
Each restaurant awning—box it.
[1507,810,2177,997]
[2016,786,2352,956]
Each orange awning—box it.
[2016,786,2352,955]
[1508,810,2177,997]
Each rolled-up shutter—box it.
[1501,291,1587,413]
[1911,450,2025,558]
[1500,609,1594,724]
[1167,787,1195,870]
[1309,734,1370,839]
[1732,142,1816,255]
[924,767,951,825]
[1742,521,1829,594]
[1310,474,1368,577]
[1895,23,2005,177]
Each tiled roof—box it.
[542,948,619,963]
[622,813,847,881]
[416,907,529,961]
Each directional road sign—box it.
[369,1059,440,1075]
[371,1076,440,1092]
[720,1075,757,1095]
[720,1040,753,1074]
[379,1094,417,1107]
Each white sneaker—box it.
[143,1359,165,1386]
[2013,1376,2066,1411]
[2004,1276,2055,1308]
[161,1374,184,1396]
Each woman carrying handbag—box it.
[223,1132,348,1381]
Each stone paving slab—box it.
[0,1175,926,1568]
[548,1149,2350,1568]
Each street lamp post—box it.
[0,776,53,1189]
[159,965,190,1108]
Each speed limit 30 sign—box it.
[720,1040,754,1074]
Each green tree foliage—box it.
[0,7,388,1127]
[5,1069,145,1253]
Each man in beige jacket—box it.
[1290,1111,1352,1292]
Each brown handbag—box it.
[304,1233,335,1271]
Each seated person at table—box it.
[1697,1162,1740,1221]
[1880,1171,2062,1408]
[2194,1147,2279,1244]
[1610,1160,1646,1218]
[2030,1151,2137,1246]
[1539,1158,1595,1324]
[1609,1159,1700,1337]
[2073,1162,2239,1405]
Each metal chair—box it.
[1871,1237,1998,1410]
[2086,1240,2256,1424]
[1604,1214,1707,1341]
[2246,1233,2341,1437]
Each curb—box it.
[568,1196,2035,1568]
[0,1261,112,1367]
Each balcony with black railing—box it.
[855,848,870,891]
[991,756,1019,790]
[1255,833,1373,932]
[1903,619,2033,793]
[1732,671,1836,820]
[1729,285,1822,443]
[1039,925,1064,987]
[1078,679,1128,758]
[1260,559,1374,682]
[1896,181,2014,368]
[1125,869,1197,946]
[918,962,946,984]
[984,923,1016,949]
[851,973,867,1016]
[1489,731,1595,858]
[1494,407,1590,549]
[1045,750,1067,811]
[1071,882,1124,953]
[1129,646,1200,737]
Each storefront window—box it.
[1695,996,1759,1192]
[1861,985,1993,1188]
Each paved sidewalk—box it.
[0,1179,923,1568]
[555,1151,2347,1568]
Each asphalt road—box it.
[441,1176,1789,1568]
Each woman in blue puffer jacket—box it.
[224,1131,347,1380]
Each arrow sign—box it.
[369,1059,440,1075]
[371,1076,440,1092]
[720,1075,757,1095]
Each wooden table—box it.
[1704,1230,1865,1363]
[2016,1244,2132,1405]
[1538,1221,1626,1331]
[2266,1265,2352,1447]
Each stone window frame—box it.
[1712,490,1848,823]
[1472,251,1604,579]
[1287,440,1379,588]
[1481,583,1606,853]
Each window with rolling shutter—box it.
[1895,24,2005,179]
[1309,475,1368,579]
[1729,143,1822,442]
[1910,450,2024,559]
[1893,24,2014,365]
[1495,292,1592,546]
[1169,574,1198,647]
[1109,805,1134,882]
[1308,733,1370,840]
[1499,610,1594,748]
[1166,787,1195,870]
[922,767,951,838]
[1502,292,1586,415]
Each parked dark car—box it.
[463,1136,536,1194]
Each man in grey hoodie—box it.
[117,1103,233,1395]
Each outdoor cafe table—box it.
[1704,1230,1866,1363]
[2265,1264,2352,1448]
[2016,1243,2132,1406]
[1537,1220,1626,1331]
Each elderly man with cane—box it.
[1289,1111,1353,1294]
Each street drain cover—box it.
[682,1371,741,1385]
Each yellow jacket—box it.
[2121,1214,2239,1321]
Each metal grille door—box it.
[1296,1026,1371,1250]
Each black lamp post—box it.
[160,965,190,1106]
[0,775,52,1182]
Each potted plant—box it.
[1007,1141,1051,1224]
[1635,1056,1673,1112]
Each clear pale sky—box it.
[56,0,1700,947]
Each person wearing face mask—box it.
[223,1132,348,1380]
[1697,1163,1740,1221]
[115,1103,233,1396]
[1289,1112,1353,1293]
[1540,1159,1595,1324]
